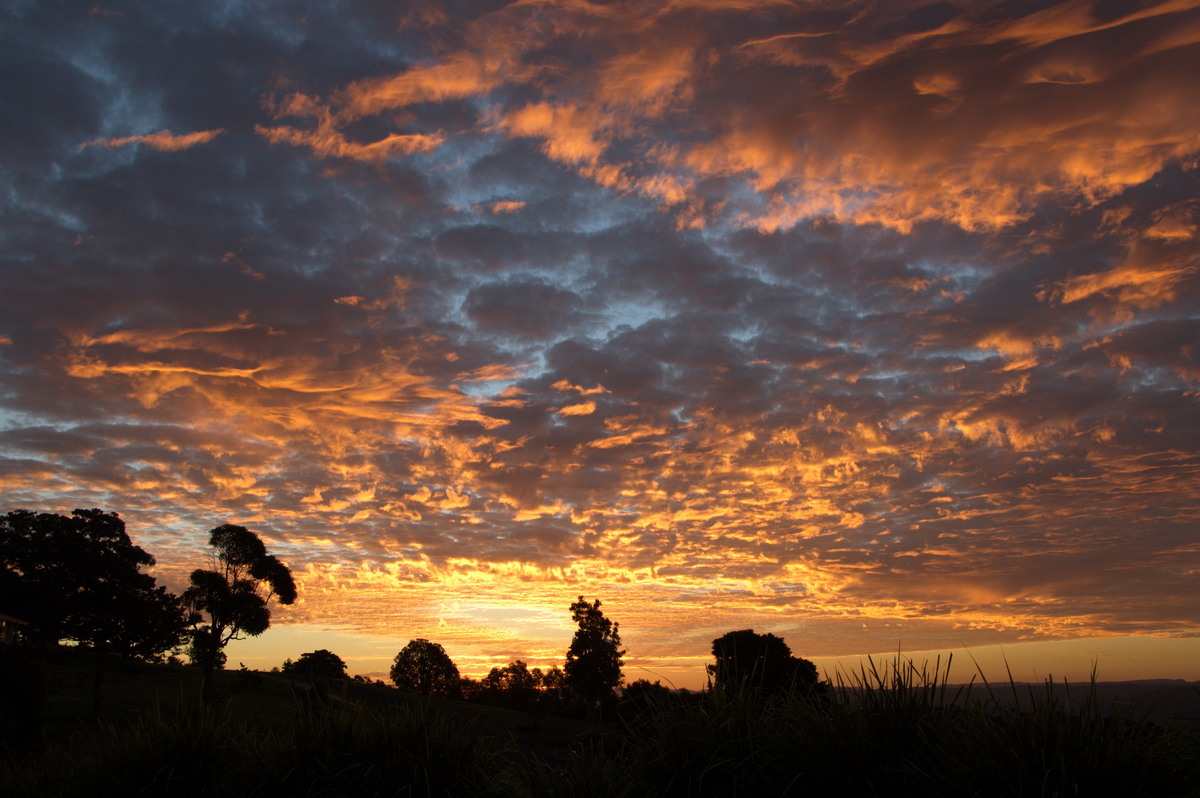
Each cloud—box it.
[462,279,596,340]
[1,0,1198,680]
[256,124,443,163]
[255,0,1200,237]
[80,128,226,151]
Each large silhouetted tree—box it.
[282,649,349,679]
[182,524,296,705]
[0,509,188,660]
[390,639,461,697]
[707,629,819,699]
[564,596,624,705]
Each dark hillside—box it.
[953,679,1200,730]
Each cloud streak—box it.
[80,129,226,151]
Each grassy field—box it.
[3,649,1199,797]
[1,648,601,796]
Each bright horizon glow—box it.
[225,626,1200,691]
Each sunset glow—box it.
[3,0,1198,687]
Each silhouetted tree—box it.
[707,629,819,699]
[182,524,296,706]
[0,509,188,660]
[541,664,566,697]
[618,677,673,719]
[390,638,460,697]
[564,596,624,705]
[282,649,349,679]
[477,659,542,708]
[624,677,670,701]
[458,675,483,700]
[482,659,540,692]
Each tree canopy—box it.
[282,649,348,679]
[182,524,296,703]
[707,629,820,698]
[564,596,625,702]
[481,659,540,692]
[390,639,461,697]
[0,509,188,660]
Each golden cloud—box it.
[80,128,226,151]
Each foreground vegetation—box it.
[3,652,1198,797]
[561,657,1200,797]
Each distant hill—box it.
[949,680,1200,729]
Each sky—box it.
[2,0,1198,688]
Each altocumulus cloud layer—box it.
[2,0,1198,676]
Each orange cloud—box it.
[80,128,225,151]
[335,54,508,123]
[984,0,1200,49]
[558,401,596,416]
[500,102,609,167]
[552,380,609,395]
[9,0,1200,687]
[1054,263,1192,308]
[488,201,525,214]
[256,124,443,164]
[253,0,1199,234]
